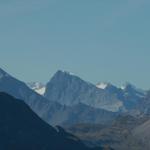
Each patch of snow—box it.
[27,82,46,95]
[96,82,108,89]
[121,86,126,90]
[35,87,46,95]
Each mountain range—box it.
[39,70,145,115]
[0,68,150,150]
[0,68,149,125]
[0,92,105,150]
[0,68,117,126]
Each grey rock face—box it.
[44,70,145,113]
[45,103,118,126]
[45,70,123,112]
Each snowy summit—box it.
[27,82,46,95]
[96,82,109,89]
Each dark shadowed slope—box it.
[0,92,104,150]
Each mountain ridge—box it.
[0,92,105,150]
[44,70,146,114]
[0,68,117,126]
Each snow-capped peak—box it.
[27,82,46,95]
[96,82,109,89]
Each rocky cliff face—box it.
[44,70,145,114]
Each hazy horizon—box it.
[0,0,150,89]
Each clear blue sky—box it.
[0,0,150,89]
